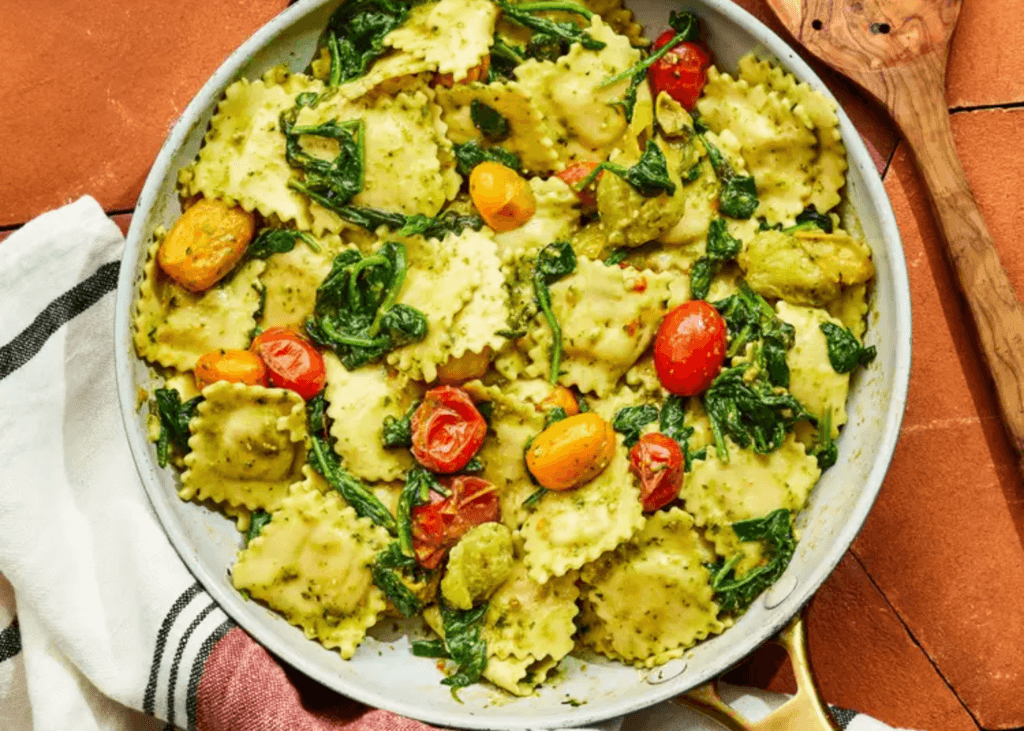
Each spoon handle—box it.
[887,58,1024,473]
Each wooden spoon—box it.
[763,0,1024,478]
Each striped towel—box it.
[0,198,905,731]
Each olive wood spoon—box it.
[764,0,1024,477]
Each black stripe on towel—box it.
[143,581,204,716]
[0,620,21,662]
[830,706,859,729]
[0,260,120,382]
[185,618,235,731]
[165,602,218,728]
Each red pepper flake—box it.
[625,319,640,337]
[632,277,648,293]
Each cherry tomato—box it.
[434,55,491,88]
[629,433,684,512]
[469,162,536,232]
[410,386,487,474]
[250,327,326,400]
[555,161,602,211]
[653,301,727,396]
[647,31,712,111]
[194,349,268,390]
[412,475,500,569]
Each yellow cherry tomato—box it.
[526,413,616,491]
[540,385,580,417]
[436,348,492,385]
[157,198,256,292]
[194,349,268,390]
[469,162,536,233]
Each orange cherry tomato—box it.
[629,433,684,512]
[194,349,268,390]
[648,32,712,111]
[411,386,488,474]
[555,161,603,211]
[250,327,326,400]
[469,162,536,232]
[653,301,727,396]
[411,475,500,569]
[540,385,580,417]
[526,413,616,491]
[157,198,256,292]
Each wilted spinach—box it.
[281,107,366,211]
[544,406,569,429]
[659,395,705,471]
[324,0,411,86]
[305,243,428,370]
[397,466,449,558]
[602,11,700,121]
[575,140,676,198]
[371,541,423,618]
[153,388,203,468]
[690,217,741,301]
[246,509,272,546]
[452,140,522,176]
[245,228,320,260]
[532,241,577,384]
[612,404,660,447]
[700,135,759,219]
[495,1,605,60]
[713,281,795,388]
[703,365,812,463]
[707,508,796,612]
[793,205,833,233]
[603,247,630,266]
[438,599,490,697]
[810,408,837,471]
[470,100,511,143]
[820,322,877,374]
[489,36,526,81]
[381,401,420,448]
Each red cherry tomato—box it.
[653,301,727,396]
[249,327,326,400]
[555,161,603,210]
[411,475,500,569]
[410,386,487,474]
[629,433,684,512]
[647,31,712,111]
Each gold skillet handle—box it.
[672,615,840,731]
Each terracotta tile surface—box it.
[947,0,1024,108]
[0,0,289,227]
[852,113,1024,729]
[729,553,979,731]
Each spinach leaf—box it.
[576,141,676,198]
[707,508,796,612]
[810,408,837,471]
[820,322,877,374]
[153,388,203,468]
[612,404,659,447]
[281,112,366,210]
[397,467,449,558]
[411,639,449,658]
[452,140,521,176]
[713,281,795,387]
[324,0,411,86]
[603,247,630,266]
[439,599,490,696]
[690,217,741,301]
[246,228,319,260]
[793,204,833,233]
[532,241,578,384]
[488,36,526,81]
[681,160,703,184]
[601,11,699,118]
[305,243,428,370]
[470,100,511,143]
[371,541,423,617]
[699,135,759,220]
[495,1,605,60]
[245,509,272,546]
[458,456,485,474]
[703,365,812,463]
[522,486,548,509]
[544,406,569,428]
[659,395,703,471]
[381,401,420,448]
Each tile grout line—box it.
[847,549,984,730]
[949,100,1024,114]
[881,138,901,179]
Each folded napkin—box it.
[0,198,906,731]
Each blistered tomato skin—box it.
[526,413,616,491]
[647,32,712,111]
[250,328,326,400]
[654,301,728,396]
[411,386,488,474]
[411,475,500,569]
[555,161,602,211]
[629,433,684,512]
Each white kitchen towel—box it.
[0,197,905,731]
